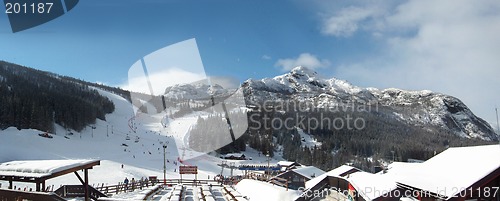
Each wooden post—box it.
[84,169,89,201]
[36,182,40,192]
[8,180,12,189]
[42,181,46,192]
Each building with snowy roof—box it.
[272,166,325,190]
[220,153,248,160]
[277,161,301,171]
[0,159,103,201]
[305,165,361,190]
[395,144,500,201]
[297,144,500,201]
[300,165,398,201]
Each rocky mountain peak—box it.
[163,83,228,100]
[289,66,318,78]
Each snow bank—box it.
[235,179,300,201]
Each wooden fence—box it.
[94,179,219,195]
[0,188,66,201]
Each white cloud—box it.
[262,55,271,60]
[317,0,397,38]
[321,6,378,37]
[275,53,330,71]
[120,38,208,95]
[122,68,205,95]
[329,0,500,124]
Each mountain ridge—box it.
[241,66,498,141]
[155,65,497,141]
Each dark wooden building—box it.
[272,166,325,190]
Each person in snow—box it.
[124,177,129,189]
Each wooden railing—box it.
[94,179,219,195]
[0,188,67,201]
[245,172,269,181]
[269,177,288,190]
[54,185,107,200]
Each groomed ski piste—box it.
[0,88,301,201]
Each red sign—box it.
[348,183,356,201]
[179,166,198,174]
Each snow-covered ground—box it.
[235,179,301,201]
[297,128,322,148]
[0,88,291,200]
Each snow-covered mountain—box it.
[163,82,231,100]
[241,66,498,141]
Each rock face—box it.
[164,82,229,100]
[240,66,498,141]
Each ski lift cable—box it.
[84,122,171,143]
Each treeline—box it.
[0,61,115,132]
[188,108,248,154]
[264,104,493,171]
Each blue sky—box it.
[1,0,500,127]
[0,0,382,83]
[1,0,358,83]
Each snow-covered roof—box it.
[305,165,360,189]
[396,145,500,199]
[292,166,325,180]
[277,161,298,167]
[305,175,327,189]
[379,162,420,176]
[223,153,245,157]
[348,172,397,201]
[304,165,397,200]
[0,159,100,179]
[325,165,359,177]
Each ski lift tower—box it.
[162,141,169,185]
[266,153,270,180]
[220,160,227,176]
[229,162,236,177]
